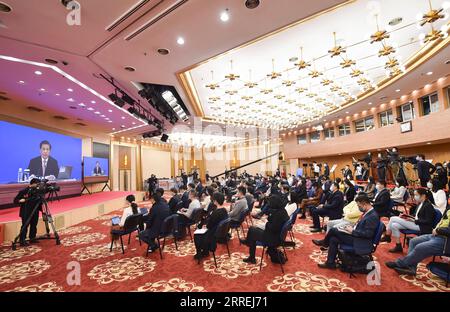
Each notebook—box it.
[194,228,208,235]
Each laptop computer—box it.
[57,166,73,180]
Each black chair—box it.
[110,214,143,254]
[175,200,184,211]
[392,190,410,214]
[180,208,204,241]
[256,219,292,274]
[400,208,442,248]
[198,218,232,267]
[230,208,249,243]
[245,200,255,228]
[287,207,301,247]
[149,214,180,259]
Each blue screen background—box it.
[0,121,82,184]
[83,157,109,177]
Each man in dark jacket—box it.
[313,193,380,269]
[14,178,42,246]
[240,195,289,264]
[140,189,170,252]
[386,207,450,276]
[167,187,181,214]
[310,182,344,232]
[193,192,228,260]
[416,154,436,187]
[372,180,392,217]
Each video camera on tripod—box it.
[28,180,61,197]
[12,180,61,250]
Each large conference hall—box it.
[0,0,450,298]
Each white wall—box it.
[141,147,172,179]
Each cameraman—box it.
[416,154,436,187]
[14,178,42,246]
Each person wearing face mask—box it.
[372,180,392,217]
[429,178,447,214]
[313,193,380,269]
[416,154,436,187]
[385,204,450,276]
[434,162,448,190]
[390,178,407,204]
[376,153,387,182]
[381,188,436,253]
[343,179,356,203]
[363,176,376,200]
[299,182,323,219]
[310,182,344,232]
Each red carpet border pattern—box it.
[0,206,449,292]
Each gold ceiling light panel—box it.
[205,71,220,90]
[286,99,296,104]
[340,57,356,68]
[306,92,317,98]
[357,77,370,85]
[224,101,236,106]
[255,100,266,105]
[224,60,240,81]
[244,69,258,88]
[389,67,403,77]
[385,57,399,69]
[241,95,253,101]
[274,94,285,100]
[321,78,333,86]
[350,69,363,77]
[424,25,445,43]
[282,79,296,87]
[261,88,273,95]
[309,69,322,78]
[370,15,390,43]
[225,89,238,95]
[267,59,282,79]
[420,0,445,26]
[378,44,396,57]
[345,95,356,102]
[295,87,307,93]
[328,32,346,57]
[208,96,221,102]
[330,85,341,92]
[295,47,311,70]
[315,98,325,103]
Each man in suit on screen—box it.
[92,161,104,176]
[27,140,59,180]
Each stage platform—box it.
[0,191,145,242]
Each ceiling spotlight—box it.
[245,0,260,9]
[18,80,25,84]
[55,93,60,96]
[426,71,433,76]
[67,88,73,92]
[108,109,113,113]
[121,116,125,119]
[87,107,94,111]
[78,103,85,107]
[108,93,125,107]
[34,70,42,75]
[67,98,74,102]
[368,102,373,105]
[220,9,230,22]
[157,48,170,55]
[39,88,46,91]
[177,37,185,45]
[395,89,401,92]
[0,2,12,13]
[94,111,100,114]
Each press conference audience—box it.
[343,179,356,203]
[416,154,436,187]
[381,188,436,253]
[167,188,181,214]
[363,176,376,200]
[139,188,170,253]
[229,186,248,222]
[193,192,228,260]
[372,180,392,217]
[310,182,344,232]
[313,193,380,269]
[240,195,289,264]
[110,194,139,242]
[390,178,407,204]
[324,200,363,234]
[429,178,447,214]
[178,190,201,223]
[386,205,450,276]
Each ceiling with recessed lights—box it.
[183,0,450,130]
[0,0,448,140]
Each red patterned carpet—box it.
[1,201,449,292]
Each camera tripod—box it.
[11,194,61,250]
[47,188,60,202]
